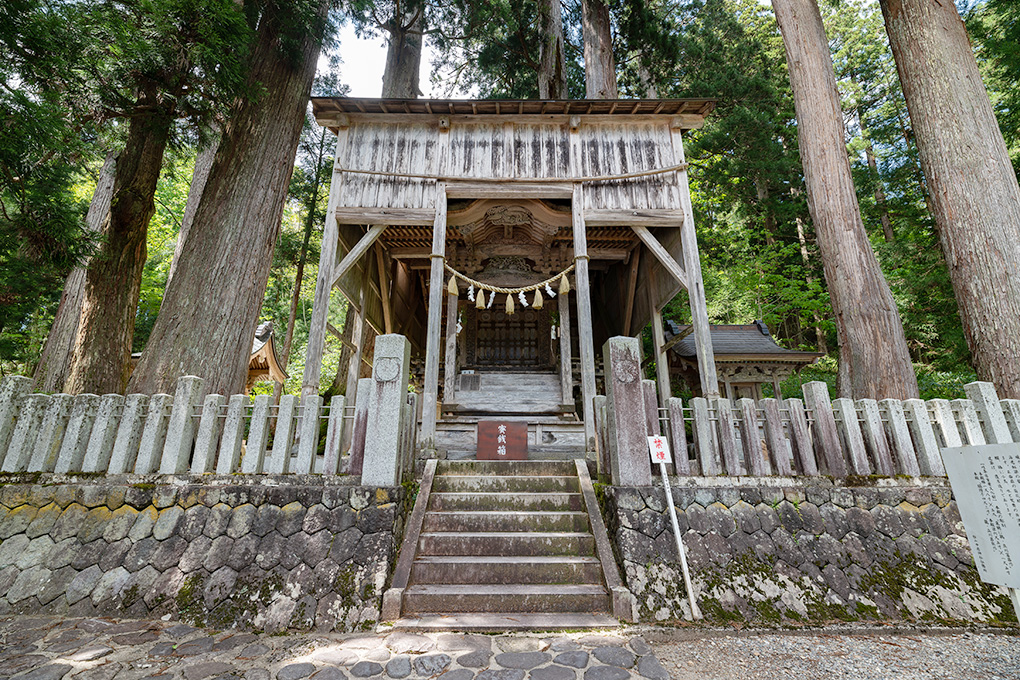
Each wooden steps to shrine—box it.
[384,459,634,631]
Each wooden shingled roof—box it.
[311,97,717,119]
[666,321,825,363]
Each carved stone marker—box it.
[362,334,411,486]
[478,421,527,460]
[603,336,652,486]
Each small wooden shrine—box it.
[302,98,720,455]
[664,320,823,400]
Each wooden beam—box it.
[631,225,689,290]
[623,247,641,336]
[375,244,393,334]
[419,183,448,450]
[334,208,434,225]
[649,291,672,410]
[558,290,573,406]
[660,324,693,355]
[302,127,350,397]
[330,224,388,288]
[446,182,573,199]
[443,292,458,405]
[670,127,719,398]
[572,185,598,452]
[585,209,686,227]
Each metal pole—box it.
[659,461,702,620]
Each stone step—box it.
[435,459,577,477]
[428,492,584,512]
[417,531,595,557]
[422,510,590,533]
[388,612,620,632]
[411,555,604,585]
[430,475,580,494]
[401,584,612,614]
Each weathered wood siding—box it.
[337,120,681,212]
[578,122,680,212]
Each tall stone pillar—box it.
[603,336,652,486]
[362,334,412,486]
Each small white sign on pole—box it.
[646,434,701,620]
[647,435,672,464]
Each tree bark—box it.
[879,0,1020,398]
[166,138,218,290]
[128,1,327,396]
[538,0,568,99]
[381,0,424,98]
[582,0,617,98]
[772,0,917,399]
[33,150,118,392]
[65,104,173,395]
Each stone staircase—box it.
[382,459,633,631]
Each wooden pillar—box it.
[443,290,458,406]
[558,290,573,406]
[649,290,672,409]
[302,127,349,397]
[772,375,783,400]
[376,243,393,334]
[420,184,448,450]
[670,122,719,397]
[343,285,367,405]
[572,185,598,451]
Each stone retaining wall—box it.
[0,474,406,632]
[604,478,1016,625]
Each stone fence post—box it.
[362,334,411,486]
[602,336,652,486]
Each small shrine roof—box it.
[666,320,824,363]
[311,97,716,121]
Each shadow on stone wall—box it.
[604,480,1016,626]
[0,475,407,633]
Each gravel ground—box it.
[648,629,1020,680]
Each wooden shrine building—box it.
[664,320,823,401]
[302,98,721,456]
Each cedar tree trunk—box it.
[166,138,218,290]
[582,0,617,98]
[34,150,117,392]
[879,0,1020,397]
[538,0,568,99]
[128,1,327,396]
[381,1,424,98]
[772,0,917,399]
[65,106,173,394]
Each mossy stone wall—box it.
[606,479,1016,626]
[0,474,405,632]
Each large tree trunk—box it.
[128,1,327,396]
[166,138,218,290]
[33,150,118,392]
[879,0,1020,398]
[65,104,173,394]
[381,1,424,98]
[582,0,617,98]
[538,0,568,99]
[772,0,917,399]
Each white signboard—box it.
[647,435,672,464]
[941,443,1020,588]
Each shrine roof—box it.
[311,97,716,122]
[666,320,825,363]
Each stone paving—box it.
[0,616,669,680]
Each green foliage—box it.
[967,0,1020,175]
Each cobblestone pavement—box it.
[0,617,668,680]
[648,628,1020,680]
